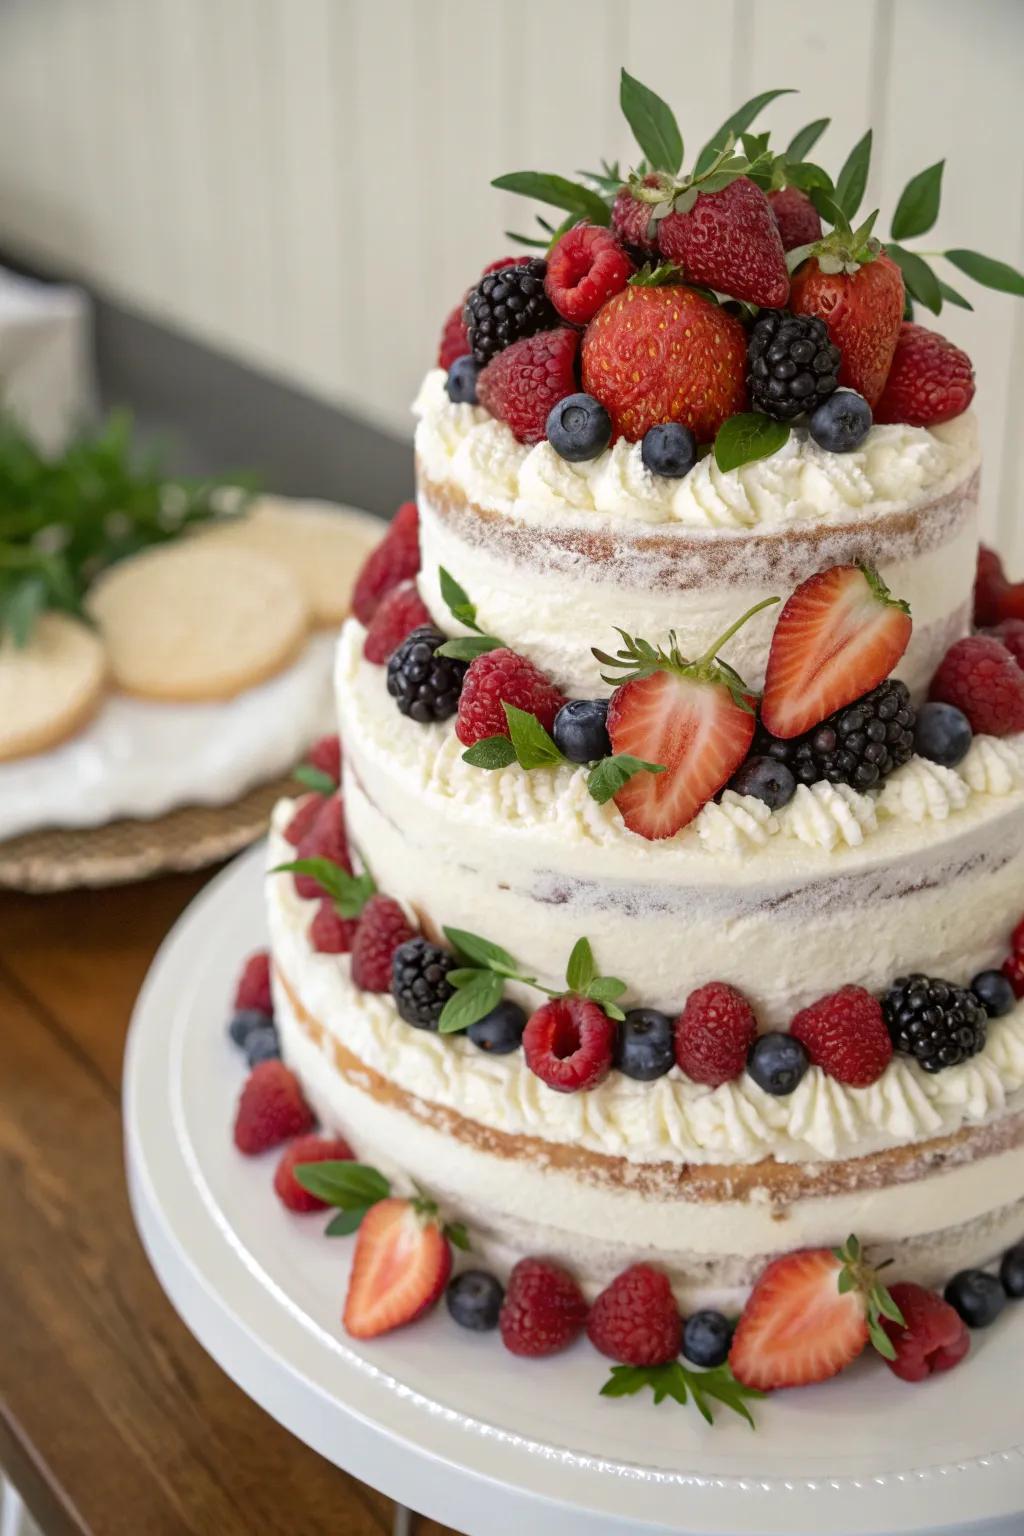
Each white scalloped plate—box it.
[124,843,1024,1536]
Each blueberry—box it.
[229,1007,271,1048]
[971,969,1017,1019]
[615,1008,675,1081]
[446,1269,505,1331]
[747,1032,809,1096]
[552,698,611,763]
[244,1023,281,1067]
[681,1310,733,1368]
[546,392,612,462]
[914,702,973,767]
[728,755,797,810]
[641,422,698,478]
[999,1242,1024,1299]
[446,354,480,405]
[944,1268,1006,1328]
[467,999,527,1055]
[808,389,873,453]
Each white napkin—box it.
[0,265,96,452]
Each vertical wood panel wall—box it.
[0,0,1021,557]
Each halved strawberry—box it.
[343,1197,452,1340]
[760,565,912,740]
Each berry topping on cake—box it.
[228,1007,272,1049]
[437,301,470,371]
[640,421,697,478]
[1003,953,1024,1000]
[274,1134,354,1213]
[580,284,748,444]
[746,1032,809,1096]
[878,1283,970,1382]
[447,1269,505,1331]
[760,565,913,741]
[789,985,893,1087]
[682,1310,733,1368]
[545,224,635,324]
[975,546,1008,626]
[293,795,351,897]
[343,1197,453,1340]
[943,1269,1007,1329]
[615,1008,675,1081]
[587,1264,682,1367]
[234,950,273,1016]
[445,354,480,405]
[970,968,1017,1019]
[674,981,758,1087]
[352,500,420,625]
[807,388,873,453]
[455,647,566,748]
[283,792,326,847]
[233,1061,313,1155]
[464,257,557,367]
[986,618,1024,668]
[610,177,660,256]
[882,974,988,1073]
[309,898,357,954]
[727,754,797,809]
[306,734,342,788]
[928,635,1024,736]
[392,937,457,1030]
[755,679,916,791]
[875,323,976,427]
[466,999,527,1055]
[362,579,432,665]
[746,309,841,422]
[387,625,468,723]
[244,1022,281,1069]
[545,392,612,462]
[476,326,580,445]
[789,247,904,407]
[351,894,416,993]
[913,701,973,767]
[522,996,616,1093]
[768,185,822,251]
[657,177,789,308]
[499,1257,588,1357]
[552,697,611,763]
[1000,1242,1024,1299]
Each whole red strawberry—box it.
[875,323,975,427]
[611,177,660,255]
[675,981,757,1087]
[310,898,357,954]
[587,1264,681,1366]
[545,224,634,324]
[789,985,892,1087]
[306,734,342,786]
[437,302,469,371]
[455,647,566,747]
[499,1257,588,1357]
[284,793,326,847]
[790,250,904,406]
[351,894,416,992]
[274,1133,354,1212]
[234,1061,313,1155]
[363,579,432,664]
[352,501,420,625]
[235,950,273,1015]
[879,1282,970,1383]
[293,795,351,897]
[657,178,789,307]
[768,186,822,252]
[522,997,616,1092]
[975,546,1008,627]
[476,327,579,445]
[580,284,747,443]
[929,636,1024,736]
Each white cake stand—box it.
[124,844,1024,1536]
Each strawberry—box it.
[657,177,789,307]
[729,1236,902,1391]
[234,950,273,1016]
[284,793,326,848]
[351,894,416,992]
[306,734,342,787]
[789,249,904,407]
[768,186,822,252]
[293,794,351,897]
[455,647,566,748]
[362,579,432,664]
[789,986,893,1087]
[352,501,420,625]
[674,981,757,1087]
[522,997,616,1093]
[599,607,769,839]
[760,564,913,740]
[928,635,1024,736]
[1003,953,1024,999]
[343,1197,452,1340]
[438,301,469,371]
[499,1257,588,1357]
[544,224,634,325]
[476,327,579,445]
[587,1263,681,1366]
[875,323,975,427]
[1011,914,1024,956]
[309,898,357,954]
[611,177,660,255]
[233,1061,313,1155]
[879,1282,970,1383]
[975,545,1009,627]
[580,284,747,444]
[274,1133,354,1213]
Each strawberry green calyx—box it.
[833,1233,906,1360]
[592,597,780,708]
[859,562,912,617]
[787,208,881,277]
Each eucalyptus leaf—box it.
[619,69,683,174]
[890,160,944,241]
[835,129,872,221]
[944,248,1024,297]
[492,171,610,226]
[714,414,790,473]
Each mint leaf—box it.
[694,89,794,176]
[436,635,502,662]
[565,936,596,995]
[586,753,665,805]
[588,975,626,1004]
[438,969,504,1033]
[325,1207,370,1237]
[599,1362,761,1427]
[293,764,337,795]
[271,858,375,918]
[619,69,683,174]
[461,735,517,769]
[887,245,943,314]
[491,171,610,226]
[785,117,830,162]
[443,927,519,974]
[294,1161,390,1208]
[944,248,1024,297]
[835,129,872,221]
[714,414,790,472]
[439,565,478,629]
[503,703,566,770]
[890,160,944,241]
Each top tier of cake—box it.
[414,368,981,699]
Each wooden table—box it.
[0,870,457,1536]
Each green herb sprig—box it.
[438,929,627,1034]
[600,1360,763,1428]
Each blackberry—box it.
[747,309,841,421]
[387,625,467,724]
[754,679,916,792]
[464,258,556,366]
[392,937,457,1029]
[882,974,988,1073]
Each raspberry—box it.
[309,898,357,954]
[1003,953,1024,999]
[789,985,893,1087]
[351,894,415,992]
[929,636,1024,737]
[438,302,469,371]
[499,1257,588,1357]
[610,178,659,255]
[767,185,822,251]
[875,322,975,428]
[586,1264,681,1366]
[974,546,1008,627]
[233,1061,313,1155]
[455,647,567,748]
[544,225,634,325]
[306,734,342,786]
[522,997,615,1093]
[235,950,273,1015]
[284,793,326,847]
[362,579,432,664]
[294,795,351,898]
[986,618,1024,669]
[674,982,757,1087]
[352,501,420,624]
[273,1133,354,1212]
[879,1282,970,1382]
[476,328,580,446]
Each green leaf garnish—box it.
[293,763,337,796]
[1,575,47,647]
[587,754,665,806]
[445,1222,471,1252]
[619,69,683,175]
[439,566,478,629]
[832,1233,905,1363]
[293,1160,391,1209]
[271,857,375,918]
[503,703,565,770]
[890,160,944,241]
[693,89,795,177]
[938,279,973,312]
[461,734,518,769]
[714,414,790,472]
[565,936,596,995]
[325,1207,371,1237]
[835,129,872,221]
[436,634,502,662]
[944,248,1024,297]
[443,928,519,975]
[887,244,943,314]
[600,1361,762,1427]
[491,171,610,226]
[785,117,830,162]
[438,969,505,1033]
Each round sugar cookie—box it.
[87,543,309,702]
[0,613,107,762]
[201,497,384,626]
